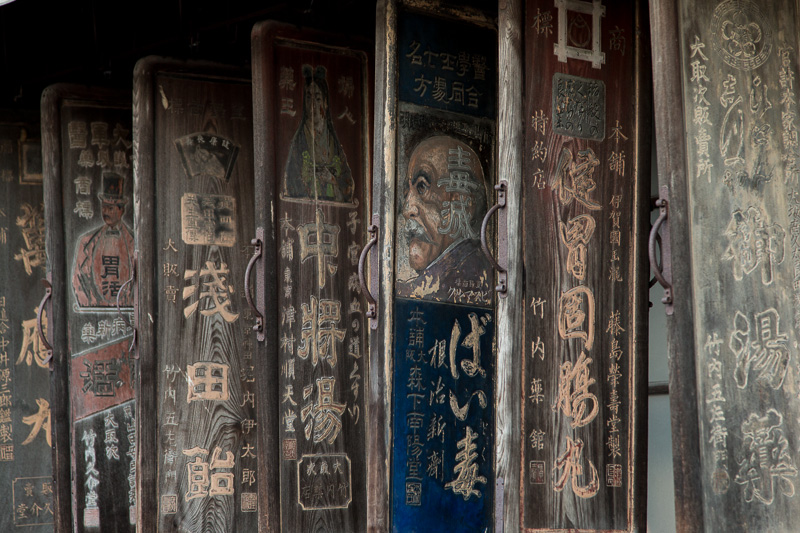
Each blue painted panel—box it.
[398,12,496,119]
[391,298,494,533]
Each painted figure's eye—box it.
[414,172,430,196]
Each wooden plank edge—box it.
[496,0,524,532]
[132,58,159,533]
[631,0,654,530]
[41,84,72,533]
[648,0,704,531]
[250,23,282,532]
[367,1,398,530]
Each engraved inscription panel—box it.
[142,67,257,532]
[0,117,53,532]
[46,96,137,533]
[523,0,642,530]
[551,73,605,141]
[398,12,496,119]
[258,27,371,532]
[391,8,497,533]
[677,0,800,530]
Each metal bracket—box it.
[649,185,673,315]
[480,181,508,297]
[359,215,379,331]
[36,278,53,370]
[495,477,505,532]
[245,227,265,342]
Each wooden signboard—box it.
[251,22,372,532]
[41,86,136,532]
[133,58,257,532]
[0,112,53,532]
[651,0,800,530]
[517,0,650,530]
[371,2,499,531]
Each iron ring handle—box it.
[36,279,53,368]
[358,224,378,319]
[116,263,137,354]
[648,198,673,304]
[244,238,264,334]
[481,182,508,285]
[648,231,663,289]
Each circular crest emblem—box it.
[712,0,772,71]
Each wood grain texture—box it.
[42,84,136,533]
[647,0,704,529]
[630,1,652,530]
[521,1,648,530]
[132,56,157,533]
[369,2,397,531]
[250,24,282,533]
[0,112,53,533]
[655,1,800,531]
[134,57,257,533]
[496,0,524,531]
[251,23,374,533]
[40,87,70,533]
[388,2,498,531]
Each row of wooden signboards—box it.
[2,0,799,531]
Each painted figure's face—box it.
[102,201,124,226]
[403,136,483,272]
[308,82,327,131]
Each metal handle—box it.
[36,279,53,369]
[649,197,673,307]
[117,261,137,355]
[358,221,378,329]
[480,181,508,296]
[245,235,264,339]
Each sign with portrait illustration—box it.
[41,85,136,532]
[651,0,800,530]
[0,112,53,532]
[520,0,649,530]
[379,4,498,532]
[133,58,258,533]
[251,22,371,532]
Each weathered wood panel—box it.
[648,1,703,531]
[369,2,399,530]
[133,58,257,532]
[496,0,525,530]
[251,22,372,532]
[41,85,136,533]
[0,112,54,532]
[387,3,499,531]
[652,1,800,530]
[521,0,649,530]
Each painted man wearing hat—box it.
[72,171,135,307]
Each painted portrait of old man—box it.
[396,135,492,304]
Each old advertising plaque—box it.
[651,0,800,530]
[522,0,649,530]
[251,22,372,532]
[134,58,257,532]
[41,85,136,532]
[378,3,499,531]
[0,112,53,532]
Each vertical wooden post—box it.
[496,0,524,530]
